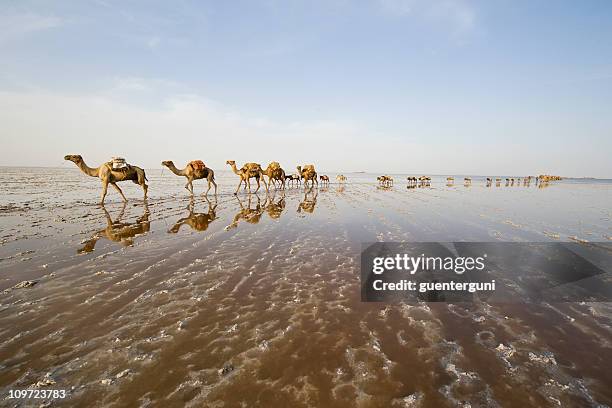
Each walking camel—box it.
[298,165,318,188]
[226,160,268,195]
[263,162,286,190]
[320,175,330,185]
[64,155,148,205]
[161,160,217,196]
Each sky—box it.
[1,0,611,177]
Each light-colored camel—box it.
[64,155,148,204]
[227,160,268,195]
[336,174,347,184]
[298,165,318,188]
[263,162,286,190]
[161,160,217,196]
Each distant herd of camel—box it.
[63,155,561,204]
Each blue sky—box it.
[1,0,611,176]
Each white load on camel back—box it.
[111,157,129,170]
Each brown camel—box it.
[64,155,148,204]
[263,162,286,190]
[78,202,150,253]
[298,165,318,188]
[226,160,268,195]
[162,160,217,196]
[320,175,330,185]
[169,197,217,233]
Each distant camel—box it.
[169,197,217,233]
[78,203,150,253]
[286,174,301,187]
[336,174,347,184]
[377,175,393,187]
[227,160,268,195]
[464,177,472,184]
[64,155,148,205]
[407,177,418,185]
[320,175,330,185]
[162,160,217,196]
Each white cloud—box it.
[0,13,62,44]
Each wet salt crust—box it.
[0,168,611,407]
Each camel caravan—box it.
[64,154,563,204]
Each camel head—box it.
[64,154,83,163]
[226,160,236,166]
[161,160,174,167]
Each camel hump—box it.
[268,161,281,170]
[303,164,315,171]
[189,160,206,170]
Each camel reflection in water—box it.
[78,202,150,253]
[226,194,266,230]
[169,197,217,233]
[297,189,317,215]
[265,192,286,219]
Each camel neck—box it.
[167,164,186,176]
[229,163,240,175]
[77,160,100,177]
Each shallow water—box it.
[0,167,611,407]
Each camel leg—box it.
[254,177,260,193]
[142,183,148,200]
[111,182,128,202]
[100,181,109,205]
[212,179,218,195]
[234,179,242,195]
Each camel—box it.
[286,174,301,187]
[407,176,418,186]
[298,165,318,188]
[169,197,217,233]
[64,155,148,204]
[263,162,286,190]
[227,160,268,195]
[336,174,347,184]
[464,177,472,185]
[418,176,431,187]
[320,175,330,185]
[161,160,217,196]
[78,202,150,253]
[377,175,393,187]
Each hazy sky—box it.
[1,0,611,176]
